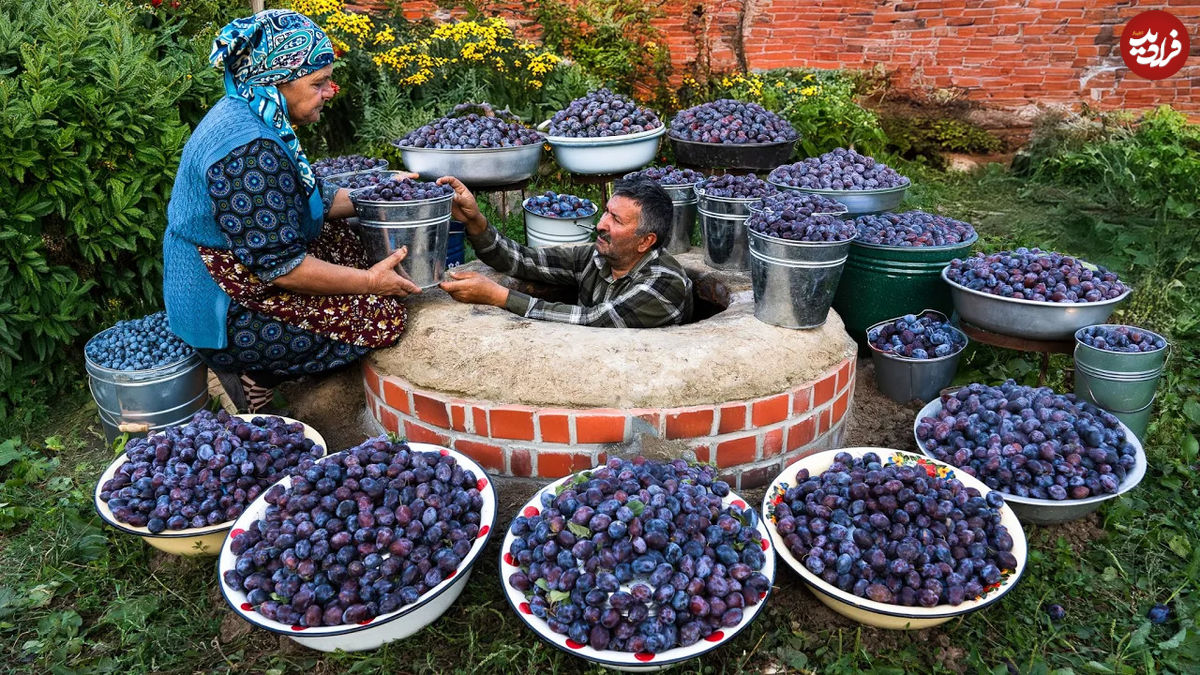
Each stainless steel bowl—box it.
[325,170,410,190]
[396,143,543,187]
[537,122,666,175]
[941,266,1132,340]
[770,182,909,215]
[913,397,1147,524]
[348,190,453,223]
[320,161,390,185]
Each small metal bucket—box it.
[1073,325,1169,440]
[696,188,760,271]
[866,310,967,403]
[350,192,453,289]
[748,229,852,329]
[85,337,209,444]
[662,183,699,254]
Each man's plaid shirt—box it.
[467,224,693,328]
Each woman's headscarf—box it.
[210,10,335,222]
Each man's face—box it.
[595,195,655,266]
[278,65,336,126]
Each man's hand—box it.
[365,246,423,297]
[438,270,508,307]
[436,176,488,236]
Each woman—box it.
[164,9,418,413]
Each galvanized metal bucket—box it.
[748,229,853,329]
[1073,325,1169,440]
[350,192,454,289]
[696,188,760,271]
[867,310,967,403]
[662,183,698,255]
[523,201,595,248]
[85,337,209,444]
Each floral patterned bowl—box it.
[762,447,1027,629]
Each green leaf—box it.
[534,578,549,591]
[567,521,591,538]
[1157,626,1190,651]
[1184,399,1200,426]
[626,499,645,517]
[548,590,570,604]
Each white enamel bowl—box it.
[500,467,776,672]
[216,442,497,652]
[93,415,325,556]
[762,447,1027,629]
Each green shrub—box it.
[0,0,214,422]
[881,115,1003,165]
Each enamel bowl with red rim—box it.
[93,415,325,556]
[762,448,1027,630]
[216,442,497,652]
[499,465,776,672]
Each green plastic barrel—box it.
[832,234,977,351]
[1073,325,1168,441]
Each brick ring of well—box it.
[362,250,857,489]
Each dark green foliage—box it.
[882,115,1004,165]
[0,0,216,421]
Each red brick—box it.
[630,410,662,435]
[472,407,489,437]
[449,403,467,432]
[818,407,833,435]
[763,428,784,458]
[537,452,578,478]
[665,408,715,439]
[362,362,380,397]
[751,394,789,427]
[787,418,816,451]
[740,462,782,489]
[403,420,450,446]
[454,439,504,473]
[510,448,532,477]
[378,406,399,434]
[413,392,449,428]
[691,443,712,464]
[716,435,758,468]
[537,412,571,443]
[833,390,850,424]
[718,403,747,434]
[813,373,837,408]
[792,386,813,414]
[573,453,598,472]
[383,380,410,415]
[837,359,853,392]
[575,412,627,444]
[490,407,536,441]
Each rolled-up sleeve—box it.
[206,139,309,283]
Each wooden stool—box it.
[959,322,1075,385]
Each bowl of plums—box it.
[394,103,545,187]
[217,438,497,652]
[667,99,798,171]
[914,381,1147,524]
[763,448,1027,629]
[94,411,326,555]
[500,457,775,671]
[313,155,390,188]
[769,149,910,215]
[941,248,1132,340]
[539,89,666,175]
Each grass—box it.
[1,163,1198,673]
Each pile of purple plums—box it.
[853,211,976,247]
[222,438,485,628]
[312,155,386,177]
[100,411,323,533]
[695,174,773,200]
[945,248,1128,303]
[772,451,1019,607]
[86,311,193,371]
[524,191,597,219]
[548,89,662,138]
[868,313,967,359]
[746,211,855,242]
[395,113,543,149]
[668,99,797,144]
[623,165,707,186]
[328,172,394,190]
[352,177,454,202]
[769,148,909,191]
[1076,325,1166,353]
[916,381,1138,500]
[755,190,847,217]
[505,457,770,653]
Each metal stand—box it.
[959,322,1075,385]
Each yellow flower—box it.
[800,86,818,97]
[803,73,816,82]
[291,0,343,16]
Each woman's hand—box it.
[366,246,423,297]
[436,176,488,236]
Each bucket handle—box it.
[118,422,151,433]
[1076,376,1159,415]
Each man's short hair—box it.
[612,177,673,250]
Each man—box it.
[435,176,694,328]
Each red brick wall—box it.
[355,0,1198,114]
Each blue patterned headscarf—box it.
[210,10,335,222]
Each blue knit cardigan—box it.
[163,97,321,349]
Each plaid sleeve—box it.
[467,224,587,285]
[519,263,693,328]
